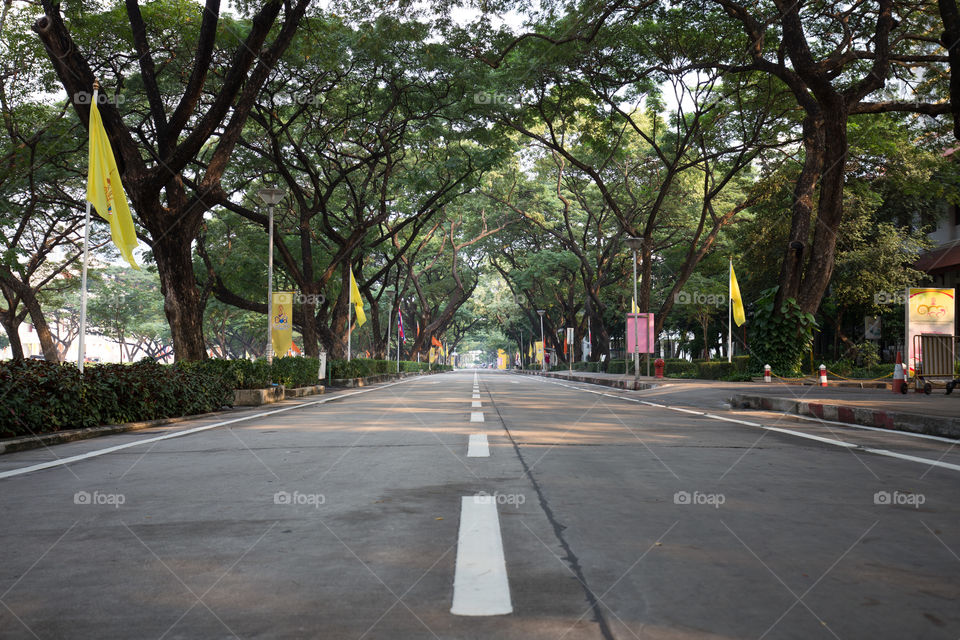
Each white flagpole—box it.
[728,258,733,363]
[77,85,99,372]
[77,200,92,372]
[347,271,352,362]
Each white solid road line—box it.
[784,412,960,444]
[472,400,482,408]
[451,495,513,616]
[530,376,960,474]
[467,434,490,457]
[470,412,485,423]
[861,448,960,472]
[0,380,413,480]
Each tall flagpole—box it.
[77,84,99,372]
[347,266,352,361]
[77,200,92,372]
[728,258,733,363]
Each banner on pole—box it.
[906,288,955,376]
[272,291,294,356]
[626,313,655,354]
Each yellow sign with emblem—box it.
[272,291,294,356]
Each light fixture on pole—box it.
[537,309,546,372]
[625,236,644,381]
[258,187,285,365]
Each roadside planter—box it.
[233,385,285,406]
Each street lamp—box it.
[537,309,546,372]
[625,236,644,381]
[258,187,285,364]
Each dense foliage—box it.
[0,0,957,378]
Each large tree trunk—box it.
[12,281,59,362]
[300,302,320,358]
[799,109,848,313]
[776,114,824,309]
[940,0,960,140]
[1,315,24,361]
[154,231,207,361]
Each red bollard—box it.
[763,364,771,383]
[819,364,828,387]
[654,358,664,379]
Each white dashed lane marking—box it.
[451,495,513,616]
[467,434,489,457]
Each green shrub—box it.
[695,360,735,380]
[663,359,697,378]
[0,359,233,438]
[749,287,818,376]
[733,356,750,374]
[328,358,443,379]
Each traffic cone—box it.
[892,351,904,394]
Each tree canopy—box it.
[0,0,956,371]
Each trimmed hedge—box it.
[0,357,449,438]
[0,359,233,438]
[184,357,448,388]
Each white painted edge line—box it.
[467,433,489,457]
[668,407,704,416]
[702,413,762,428]
[451,495,513,616]
[470,412,485,423]
[532,375,960,473]
[0,379,412,480]
[861,448,960,472]
[760,426,859,448]
[783,412,960,444]
[472,400,482,408]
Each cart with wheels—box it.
[911,333,959,394]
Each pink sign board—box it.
[626,313,655,354]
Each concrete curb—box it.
[750,377,892,389]
[515,369,659,391]
[730,393,960,439]
[329,369,442,388]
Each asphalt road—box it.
[1,371,958,639]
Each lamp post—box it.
[258,187,285,364]
[625,236,644,381]
[537,309,546,372]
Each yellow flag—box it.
[730,262,746,326]
[87,97,139,269]
[631,297,639,314]
[349,268,366,327]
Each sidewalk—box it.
[514,369,960,439]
